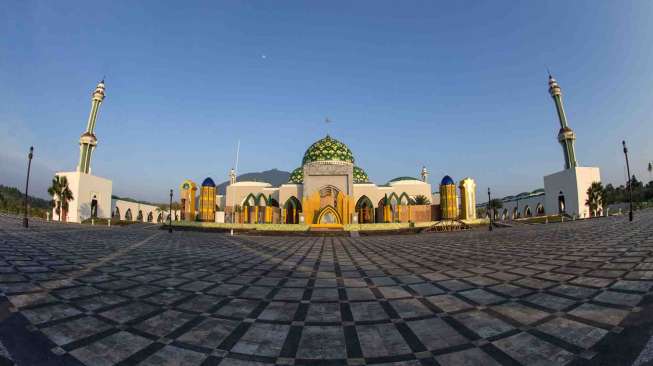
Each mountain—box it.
[216,169,290,195]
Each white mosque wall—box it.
[386,180,432,202]
[52,171,112,223]
[494,193,546,221]
[352,184,387,207]
[225,182,273,208]
[352,181,432,207]
[544,167,601,219]
[278,184,302,208]
[111,199,167,223]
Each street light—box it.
[623,141,633,222]
[23,146,34,228]
[488,187,493,231]
[169,189,173,233]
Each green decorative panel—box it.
[302,135,355,165]
[353,166,369,183]
[288,167,304,184]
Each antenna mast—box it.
[235,140,240,175]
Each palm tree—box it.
[585,181,604,217]
[413,195,430,205]
[48,176,74,222]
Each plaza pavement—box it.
[1,212,653,366]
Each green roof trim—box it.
[389,176,420,183]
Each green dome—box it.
[353,166,369,183]
[288,167,303,184]
[302,135,355,165]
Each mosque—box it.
[52,74,598,226]
[50,79,477,226]
[180,135,478,226]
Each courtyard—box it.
[1,212,653,365]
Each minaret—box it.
[548,74,577,169]
[420,166,429,183]
[77,80,106,174]
[229,168,236,185]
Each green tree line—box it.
[0,185,51,217]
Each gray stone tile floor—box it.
[1,211,653,365]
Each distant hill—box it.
[0,185,51,209]
[0,185,52,217]
[216,169,290,195]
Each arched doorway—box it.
[125,208,133,221]
[536,203,545,216]
[501,209,508,221]
[137,210,144,222]
[512,207,518,220]
[388,193,399,222]
[113,207,120,220]
[356,196,374,224]
[283,197,302,224]
[91,195,98,218]
[377,196,388,223]
[157,212,162,223]
[316,206,341,224]
[524,206,532,217]
[242,194,257,223]
[147,212,153,222]
[558,191,566,214]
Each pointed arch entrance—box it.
[242,194,257,223]
[355,196,374,224]
[316,206,342,224]
[283,196,302,224]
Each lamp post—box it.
[623,141,633,222]
[23,146,34,228]
[169,189,173,233]
[487,187,493,231]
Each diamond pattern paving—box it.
[1,212,653,365]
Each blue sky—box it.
[2,1,652,202]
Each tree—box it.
[413,195,430,205]
[48,176,74,222]
[585,181,604,217]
